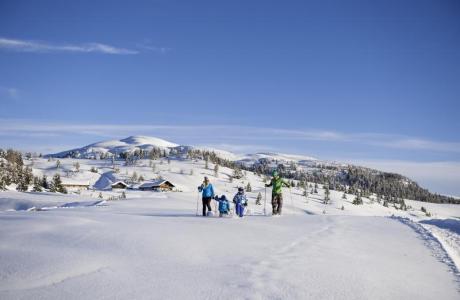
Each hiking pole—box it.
[264,187,267,216]
[196,192,200,216]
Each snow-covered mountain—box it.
[47,135,179,159]
[47,135,319,164]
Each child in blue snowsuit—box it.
[233,187,248,217]
[214,195,231,217]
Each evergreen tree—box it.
[74,162,80,172]
[138,175,145,182]
[121,191,126,199]
[324,187,330,204]
[352,194,363,205]
[98,192,103,199]
[246,182,252,192]
[32,176,43,192]
[256,192,262,205]
[214,164,219,177]
[56,160,61,169]
[16,176,28,192]
[131,171,138,183]
[50,174,67,193]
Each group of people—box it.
[197,170,290,217]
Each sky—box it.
[0,0,459,196]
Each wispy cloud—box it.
[0,119,459,154]
[135,38,171,54]
[0,37,138,55]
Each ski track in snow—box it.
[391,216,460,284]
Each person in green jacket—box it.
[265,170,290,215]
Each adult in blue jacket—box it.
[198,176,215,216]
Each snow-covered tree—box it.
[32,176,43,192]
[323,187,330,204]
[50,174,67,194]
[353,194,363,205]
[256,192,262,205]
[246,182,252,192]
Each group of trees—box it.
[182,148,458,204]
[0,149,66,193]
[247,160,458,204]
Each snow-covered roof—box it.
[111,181,128,187]
[139,180,175,188]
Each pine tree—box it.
[56,160,61,169]
[0,175,5,191]
[98,192,103,199]
[324,187,330,204]
[352,194,363,205]
[74,162,80,172]
[121,191,126,199]
[400,199,407,210]
[50,174,67,193]
[256,192,262,205]
[214,164,219,177]
[16,176,28,192]
[246,182,252,192]
[32,176,42,192]
[138,175,145,182]
[131,171,138,183]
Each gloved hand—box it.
[244,203,248,207]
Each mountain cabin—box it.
[111,181,128,189]
[139,180,175,192]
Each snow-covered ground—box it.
[1,157,460,299]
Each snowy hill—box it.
[47,135,179,159]
[44,135,457,204]
[1,153,460,299]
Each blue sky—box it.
[0,0,459,195]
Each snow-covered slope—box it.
[1,156,460,299]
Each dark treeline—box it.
[185,149,459,204]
